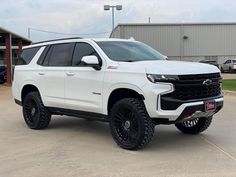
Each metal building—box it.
[0,27,31,84]
[110,22,236,64]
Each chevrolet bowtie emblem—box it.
[203,79,212,86]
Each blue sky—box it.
[1,0,236,42]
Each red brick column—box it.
[5,33,12,84]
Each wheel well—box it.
[108,88,144,114]
[21,85,39,102]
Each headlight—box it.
[146,74,179,83]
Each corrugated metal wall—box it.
[183,24,236,56]
[121,25,181,57]
[110,23,236,62]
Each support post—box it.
[112,7,115,30]
[18,40,23,56]
[5,33,12,84]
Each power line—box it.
[28,27,111,38]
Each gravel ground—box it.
[0,86,236,177]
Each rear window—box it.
[233,60,236,63]
[42,43,74,66]
[17,47,40,65]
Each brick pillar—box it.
[5,33,12,84]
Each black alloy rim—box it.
[113,107,139,144]
[24,98,39,124]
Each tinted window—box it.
[47,43,74,66]
[72,43,101,66]
[96,41,165,62]
[37,45,51,65]
[225,60,230,64]
[17,47,40,65]
[233,60,236,63]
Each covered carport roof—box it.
[0,26,31,85]
[0,26,31,45]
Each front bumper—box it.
[142,81,223,122]
[154,95,223,121]
[175,97,223,123]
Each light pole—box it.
[104,5,122,30]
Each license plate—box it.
[205,101,216,111]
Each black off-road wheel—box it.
[23,92,51,129]
[175,116,212,134]
[109,98,155,150]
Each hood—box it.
[118,60,220,75]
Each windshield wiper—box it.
[119,60,136,62]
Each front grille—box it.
[162,73,222,101]
[160,73,222,110]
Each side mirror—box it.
[81,55,101,70]
[161,54,168,60]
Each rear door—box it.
[36,43,74,108]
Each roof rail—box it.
[32,37,83,45]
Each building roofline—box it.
[115,22,236,26]
[110,22,236,38]
[0,26,31,43]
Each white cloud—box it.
[1,0,236,41]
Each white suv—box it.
[12,38,224,150]
[220,59,236,73]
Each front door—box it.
[64,42,105,114]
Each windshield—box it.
[96,41,166,62]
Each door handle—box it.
[66,72,75,76]
[38,72,45,76]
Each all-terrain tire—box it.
[23,92,51,129]
[109,98,155,150]
[175,116,212,134]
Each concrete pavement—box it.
[222,73,236,80]
[0,85,236,177]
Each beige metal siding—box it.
[110,23,236,59]
[183,24,236,56]
[123,25,181,56]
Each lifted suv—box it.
[13,38,223,150]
